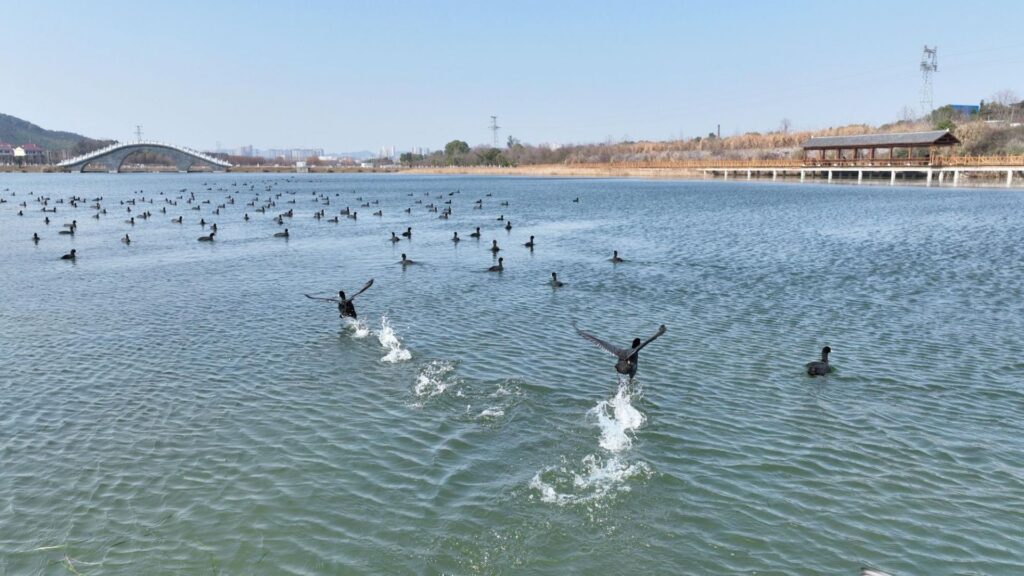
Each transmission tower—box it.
[489,116,500,147]
[920,45,938,116]
[134,125,143,142]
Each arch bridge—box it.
[57,141,232,173]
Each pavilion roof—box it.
[803,130,960,149]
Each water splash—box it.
[377,314,411,363]
[590,382,645,453]
[476,407,504,419]
[414,360,456,397]
[530,455,651,506]
[343,317,371,339]
[532,381,650,505]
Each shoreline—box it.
[2,163,1020,188]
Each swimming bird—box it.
[573,197,580,203]
[470,227,481,238]
[400,253,415,266]
[390,232,401,243]
[244,213,250,221]
[497,214,504,221]
[806,346,832,376]
[505,221,512,231]
[274,229,289,238]
[60,249,76,260]
[198,232,215,242]
[574,323,667,381]
[490,240,501,253]
[402,227,412,238]
[32,233,40,243]
[550,272,564,288]
[122,234,131,245]
[452,231,460,243]
[524,236,535,249]
[488,257,504,272]
[58,228,74,236]
[305,279,373,319]
[610,250,624,263]
[172,216,182,223]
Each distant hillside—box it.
[0,113,113,156]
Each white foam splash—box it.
[477,407,504,419]
[377,315,411,363]
[590,382,645,453]
[530,455,651,506]
[531,381,650,505]
[344,317,371,339]
[414,360,455,397]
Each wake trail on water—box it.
[531,379,651,506]
[414,360,457,397]
[377,314,411,363]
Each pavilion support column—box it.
[938,171,945,185]
[1008,170,1014,188]
[953,170,960,186]
[800,170,805,183]
[828,170,833,183]
[724,170,729,180]
[747,170,751,180]
[772,170,777,181]
[926,168,933,187]
[857,170,863,184]
[891,171,896,186]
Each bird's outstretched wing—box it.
[305,294,339,303]
[348,278,374,300]
[573,322,628,359]
[625,324,667,356]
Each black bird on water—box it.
[60,249,77,261]
[550,272,564,288]
[488,257,504,272]
[574,323,667,381]
[806,346,832,376]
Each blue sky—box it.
[3,1,1023,152]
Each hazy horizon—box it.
[4,0,1023,152]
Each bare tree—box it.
[991,89,1019,107]
[779,118,792,135]
[991,89,1020,121]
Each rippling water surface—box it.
[1,173,1022,575]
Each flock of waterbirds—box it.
[5,176,833,383]
[4,177,894,575]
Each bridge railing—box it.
[592,156,1024,170]
[56,140,231,167]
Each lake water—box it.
[1,173,1022,575]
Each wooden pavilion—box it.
[802,130,960,166]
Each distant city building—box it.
[948,104,980,117]
[0,143,13,165]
